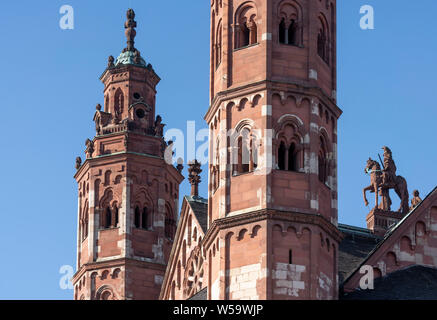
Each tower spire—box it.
[123,8,137,52]
[188,160,202,197]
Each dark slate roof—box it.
[188,287,207,300]
[338,224,381,285]
[341,187,437,287]
[186,196,208,233]
[341,265,437,300]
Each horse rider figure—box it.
[382,146,397,188]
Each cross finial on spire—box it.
[123,8,137,52]
[188,160,202,197]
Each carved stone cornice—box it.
[203,209,344,248]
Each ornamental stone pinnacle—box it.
[188,160,202,197]
[123,8,137,53]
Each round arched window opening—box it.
[136,108,146,119]
[133,92,141,100]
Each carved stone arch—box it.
[235,118,255,133]
[400,235,413,252]
[286,225,297,235]
[278,0,302,21]
[251,93,263,107]
[275,115,305,143]
[277,0,303,46]
[238,228,248,240]
[317,13,330,63]
[415,221,427,238]
[104,170,112,186]
[114,175,122,185]
[272,223,284,234]
[251,225,261,238]
[101,270,110,280]
[95,285,117,300]
[183,245,204,299]
[114,88,124,118]
[386,251,398,267]
[215,18,223,67]
[238,97,249,111]
[99,188,118,208]
[234,1,258,26]
[272,92,286,106]
[111,268,121,279]
[234,1,259,48]
[319,127,332,153]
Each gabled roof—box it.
[338,224,381,284]
[188,287,207,300]
[341,265,437,300]
[185,196,208,233]
[342,186,437,290]
[159,194,208,300]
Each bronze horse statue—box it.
[363,158,409,214]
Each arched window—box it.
[235,5,258,49]
[113,206,119,227]
[277,141,299,172]
[134,206,140,228]
[279,18,298,46]
[279,18,286,44]
[318,137,328,184]
[249,18,257,45]
[234,128,258,175]
[142,207,148,229]
[241,23,250,47]
[104,171,111,186]
[317,16,329,64]
[114,88,124,119]
[216,21,223,68]
[165,205,176,240]
[288,143,298,172]
[105,207,112,228]
[278,141,286,170]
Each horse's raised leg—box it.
[363,186,372,207]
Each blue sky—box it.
[0,1,435,299]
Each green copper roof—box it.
[115,50,147,67]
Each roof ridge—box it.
[341,185,437,288]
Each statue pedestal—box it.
[366,208,405,237]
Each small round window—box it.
[136,108,145,119]
[133,92,141,100]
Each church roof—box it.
[115,50,147,67]
[341,186,437,288]
[338,224,382,284]
[341,265,437,300]
[185,196,208,233]
[188,287,207,300]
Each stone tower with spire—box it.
[72,9,183,300]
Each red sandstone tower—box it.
[204,0,342,299]
[72,9,183,300]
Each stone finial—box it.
[107,55,115,68]
[96,104,102,111]
[154,115,165,137]
[75,157,82,170]
[188,160,202,197]
[85,139,94,159]
[410,190,422,210]
[176,158,184,174]
[123,9,137,52]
